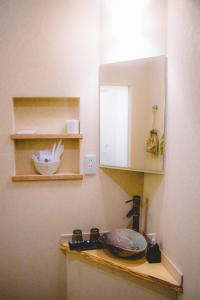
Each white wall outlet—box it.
[84,154,97,175]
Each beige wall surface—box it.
[0,1,143,299]
[2,1,198,300]
[144,1,200,300]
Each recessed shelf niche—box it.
[11,97,83,181]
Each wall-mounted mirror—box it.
[99,56,166,174]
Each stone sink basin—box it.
[100,228,147,258]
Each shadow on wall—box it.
[143,174,164,242]
[102,168,144,195]
[99,168,144,229]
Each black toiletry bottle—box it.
[146,234,161,263]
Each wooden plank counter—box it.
[60,243,183,293]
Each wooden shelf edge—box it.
[12,173,84,182]
[60,244,183,293]
[10,133,83,140]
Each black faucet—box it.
[125,195,141,232]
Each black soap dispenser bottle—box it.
[146,233,161,263]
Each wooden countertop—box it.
[60,243,183,293]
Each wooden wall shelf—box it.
[12,173,83,182]
[11,97,82,181]
[10,133,83,140]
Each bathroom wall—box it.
[0,1,143,299]
[143,1,200,299]
[100,0,167,63]
[2,1,197,299]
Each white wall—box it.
[0,1,143,299]
[144,1,200,299]
[100,0,167,63]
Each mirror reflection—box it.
[100,56,166,173]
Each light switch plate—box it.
[84,154,96,175]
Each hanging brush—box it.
[146,105,159,156]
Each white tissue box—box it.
[66,120,80,134]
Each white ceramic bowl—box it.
[34,160,60,175]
